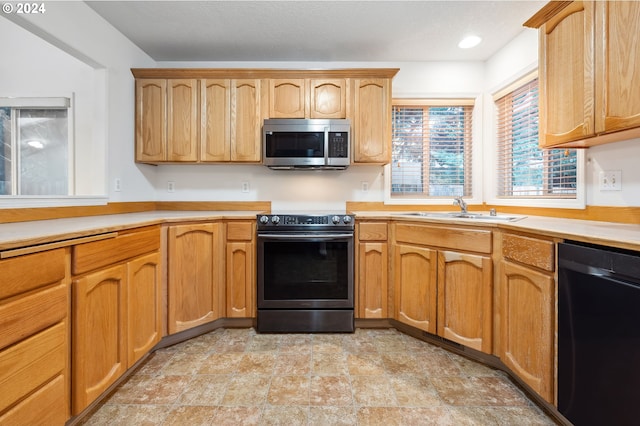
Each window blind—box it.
[391,102,473,198]
[495,79,577,198]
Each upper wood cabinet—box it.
[528,1,640,148]
[269,78,348,119]
[350,78,392,163]
[132,68,398,164]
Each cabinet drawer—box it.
[227,222,254,241]
[0,322,67,413]
[72,226,160,275]
[0,248,66,300]
[502,233,555,272]
[395,223,492,254]
[0,283,68,350]
[0,374,67,426]
[358,222,388,241]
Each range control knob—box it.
[271,215,280,224]
[259,215,269,224]
[343,215,352,224]
[331,215,341,224]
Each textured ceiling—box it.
[87,0,545,62]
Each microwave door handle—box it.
[324,126,330,165]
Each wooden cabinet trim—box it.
[132,68,400,79]
[502,233,555,272]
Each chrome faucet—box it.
[453,196,468,213]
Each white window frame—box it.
[485,71,586,209]
[384,95,483,206]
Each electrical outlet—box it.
[167,181,175,193]
[599,170,622,191]
[241,181,250,193]
[361,181,369,192]
[114,178,121,192]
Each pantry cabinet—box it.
[392,222,493,353]
[529,0,640,148]
[0,248,69,426]
[350,78,392,163]
[356,222,389,319]
[499,232,555,404]
[167,222,225,333]
[225,221,256,318]
[71,226,161,415]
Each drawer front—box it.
[502,233,555,272]
[0,248,66,300]
[358,222,388,241]
[72,226,160,275]
[0,374,67,426]
[0,283,68,351]
[395,223,492,254]
[226,222,254,241]
[0,322,67,412]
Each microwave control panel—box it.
[328,132,349,158]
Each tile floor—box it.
[81,328,556,425]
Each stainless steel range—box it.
[256,213,355,333]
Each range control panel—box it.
[257,214,354,229]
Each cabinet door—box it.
[351,78,391,163]
[167,79,199,161]
[72,264,127,414]
[358,242,388,319]
[393,244,437,333]
[310,79,347,118]
[596,1,640,134]
[231,79,264,162]
[269,79,306,118]
[437,251,492,353]
[500,260,554,403]
[168,223,223,334]
[226,241,254,318]
[539,1,595,147]
[127,252,161,366]
[135,79,166,162]
[201,79,231,161]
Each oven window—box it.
[263,240,349,299]
[265,132,324,157]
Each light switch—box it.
[599,170,622,191]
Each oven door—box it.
[257,232,354,309]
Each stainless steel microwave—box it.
[263,118,350,170]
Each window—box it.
[495,78,577,198]
[391,100,473,198]
[0,98,71,196]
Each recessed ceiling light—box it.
[458,35,482,49]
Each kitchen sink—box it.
[397,211,524,222]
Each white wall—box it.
[3,2,157,205]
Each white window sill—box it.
[0,196,108,209]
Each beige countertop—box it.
[1,209,638,253]
[0,211,262,252]
[354,211,640,251]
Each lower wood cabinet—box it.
[71,227,161,415]
[392,223,493,353]
[437,251,492,353]
[0,248,70,426]
[393,243,438,333]
[357,222,389,319]
[167,222,224,334]
[72,264,128,414]
[225,221,255,318]
[499,232,556,404]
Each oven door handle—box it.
[257,233,353,239]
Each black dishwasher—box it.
[558,241,640,426]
